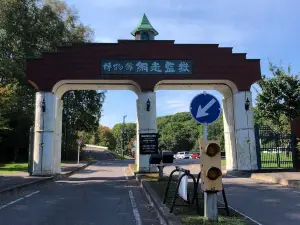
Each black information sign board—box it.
[139,133,158,154]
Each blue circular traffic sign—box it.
[189,93,221,124]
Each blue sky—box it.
[65,0,300,128]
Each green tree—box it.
[207,114,224,151]
[0,86,15,129]
[62,90,106,159]
[98,126,116,150]
[111,122,136,152]
[256,62,300,132]
[0,0,104,162]
[157,112,200,153]
[159,122,198,153]
[157,112,224,153]
[124,123,137,144]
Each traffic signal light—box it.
[200,139,223,192]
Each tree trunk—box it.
[13,147,19,163]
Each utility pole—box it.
[122,115,127,160]
[76,137,83,165]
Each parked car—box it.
[190,153,200,159]
[174,151,190,159]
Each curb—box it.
[132,172,182,225]
[0,161,94,198]
[224,170,300,189]
[54,161,94,180]
[250,173,300,189]
[223,170,252,178]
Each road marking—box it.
[124,168,165,225]
[0,191,40,210]
[124,168,142,225]
[128,189,142,225]
[25,191,40,198]
[218,200,263,225]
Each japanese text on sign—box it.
[101,60,193,75]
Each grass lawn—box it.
[141,174,248,225]
[105,150,133,160]
[0,161,94,175]
[260,152,293,168]
[221,159,226,167]
[0,163,28,174]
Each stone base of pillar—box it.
[138,167,157,173]
[31,170,55,177]
[138,155,157,173]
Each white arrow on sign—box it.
[196,99,217,118]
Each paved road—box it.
[3,157,299,225]
[165,159,300,225]
[0,159,161,225]
[82,149,115,161]
[163,158,201,175]
[221,175,300,225]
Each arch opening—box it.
[52,79,142,99]
[154,79,238,99]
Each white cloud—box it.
[100,113,119,128]
[68,0,300,59]
[93,19,248,53]
[157,92,193,114]
[154,20,247,52]
[157,90,223,116]
[165,99,187,110]
[84,2,260,53]
[92,15,249,51]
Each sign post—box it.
[76,137,83,165]
[189,92,221,221]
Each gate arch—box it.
[26,15,261,175]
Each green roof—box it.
[131,14,159,36]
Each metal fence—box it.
[255,125,296,169]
